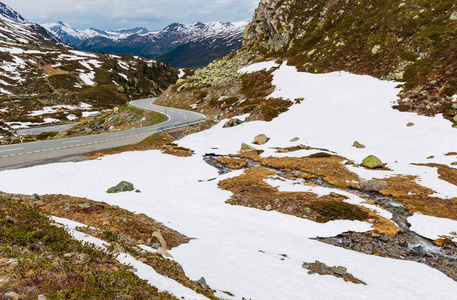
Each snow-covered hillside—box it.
[0,2,57,45]
[1,63,456,299]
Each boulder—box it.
[290,137,299,142]
[406,122,415,127]
[362,155,383,169]
[253,134,269,145]
[359,179,387,192]
[450,11,457,20]
[223,118,242,128]
[107,181,134,193]
[32,193,40,201]
[334,266,347,276]
[239,143,257,153]
[352,141,365,149]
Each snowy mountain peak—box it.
[42,21,150,45]
[0,2,26,23]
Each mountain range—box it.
[43,20,248,68]
[0,2,179,136]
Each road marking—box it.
[0,147,23,153]
[63,139,82,144]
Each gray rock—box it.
[239,143,257,153]
[380,235,391,242]
[151,243,161,249]
[253,134,269,145]
[5,292,18,297]
[290,137,300,142]
[223,118,242,128]
[176,263,185,273]
[2,193,10,200]
[450,11,457,20]
[197,277,208,289]
[38,295,47,300]
[359,179,387,192]
[135,189,141,193]
[451,103,457,110]
[79,126,85,131]
[107,181,135,193]
[102,213,111,217]
[334,266,347,276]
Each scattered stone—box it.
[107,181,135,193]
[135,189,141,193]
[253,134,270,145]
[450,11,457,20]
[371,45,381,54]
[303,261,365,284]
[2,193,10,200]
[79,126,85,131]
[78,203,92,208]
[406,122,415,127]
[362,155,383,169]
[276,148,288,153]
[158,247,173,258]
[38,295,47,300]
[359,179,388,192]
[453,115,457,122]
[427,155,435,159]
[5,258,18,266]
[176,263,185,273]
[379,235,391,242]
[265,204,272,211]
[334,266,347,276]
[197,277,208,289]
[451,103,457,110]
[290,137,300,142]
[239,143,257,153]
[152,231,168,249]
[102,213,111,217]
[5,292,18,297]
[211,113,220,122]
[451,162,457,166]
[223,118,242,128]
[352,141,365,149]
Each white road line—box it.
[0,147,23,153]
[63,140,82,144]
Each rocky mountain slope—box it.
[159,0,457,122]
[0,2,179,138]
[44,21,248,68]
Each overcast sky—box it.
[3,0,259,30]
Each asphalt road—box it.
[0,98,206,170]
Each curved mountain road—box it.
[0,98,206,170]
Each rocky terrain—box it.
[159,0,457,120]
[1,0,457,298]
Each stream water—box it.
[203,153,457,281]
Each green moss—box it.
[308,201,369,223]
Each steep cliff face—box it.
[241,0,457,116]
[160,0,457,121]
[243,0,294,52]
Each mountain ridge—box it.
[43,20,249,68]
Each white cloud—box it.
[3,0,258,30]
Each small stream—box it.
[203,153,457,281]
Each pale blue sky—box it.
[3,0,259,30]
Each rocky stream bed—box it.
[203,153,457,282]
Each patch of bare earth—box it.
[11,193,224,300]
[218,167,398,235]
[379,174,457,222]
